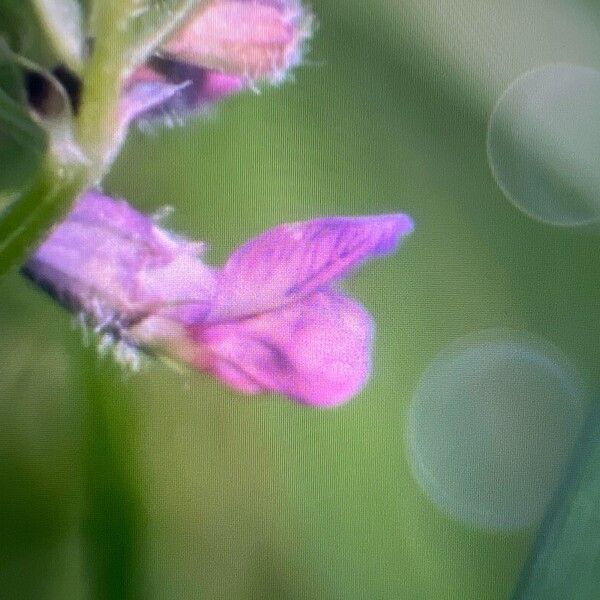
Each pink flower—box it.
[23,191,414,406]
[163,0,311,83]
[121,0,312,127]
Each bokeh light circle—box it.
[407,330,586,530]
[487,64,600,226]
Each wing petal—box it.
[192,290,374,406]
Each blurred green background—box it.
[1,1,600,598]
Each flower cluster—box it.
[22,0,414,406]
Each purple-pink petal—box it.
[190,290,373,406]
[208,213,414,322]
[163,0,311,83]
[116,0,310,129]
[24,193,414,406]
[23,191,216,323]
[123,58,246,127]
[118,0,311,129]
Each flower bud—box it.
[118,1,311,129]
[163,0,312,84]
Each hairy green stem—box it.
[77,0,206,179]
[0,157,86,275]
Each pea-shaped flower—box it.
[121,0,312,127]
[23,191,413,406]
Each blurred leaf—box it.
[0,36,87,168]
[0,86,46,205]
[0,1,42,58]
[1,43,73,123]
[32,0,85,73]
[0,40,46,191]
[513,399,600,599]
[0,87,45,158]
[0,38,27,102]
[0,190,18,212]
[0,40,87,276]
[0,0,66,71]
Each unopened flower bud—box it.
[118,1,311,130]
[163,0,312,84]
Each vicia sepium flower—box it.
[23,191,413,407]
[121,0,312,128]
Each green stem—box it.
[512,399,600,599]
[75,7,126,179]
[0,157,86,275]
[77,0,205,179]
[80,349,144,600]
